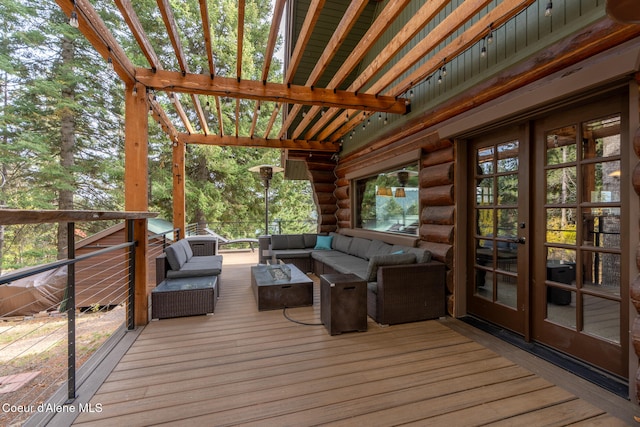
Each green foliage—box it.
[0,0,314,270]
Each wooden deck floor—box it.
[67,251,637,426]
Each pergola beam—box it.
[180,133,340,152]
[135,68,408,114]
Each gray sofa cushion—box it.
[179,239,194,259]
[365,239,393,259]
[348,237,372,260]
[272,249,313,259]
[271,234,305,250]
[303,233,317,248]
[332,234,352,253]
[390,245,432,263]
[366,253,416,282]
[165,244,187,271]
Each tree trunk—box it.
[57,36,76,259]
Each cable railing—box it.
[0,211,156,427]
[186,220,318,241]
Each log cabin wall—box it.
[334,133,456,315]
[420,140,455,316]
[292,153,339,234]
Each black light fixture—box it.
[249,165,283,235]
[69,1,79,28]
[545,2,553,16]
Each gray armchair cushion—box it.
[366,253,416,282]
[165,244,187,271]
[406,247,432,263]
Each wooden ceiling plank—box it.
[181,133,339,152]
[368,0,498,96]
[317,0,498,142]
[171,94,195,135]
[324,0,537,143]
[346,0,450,95]
[285,0,327,84]
[386,0,537,98]
[148,93,179,141]
[281,0,369,139]
[135,68,407,114]
[55,0,135,83]
[299,0,428,140]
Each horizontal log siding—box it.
[421,140,455,316]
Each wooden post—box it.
[124,82,150,326]
[173,139,186,238]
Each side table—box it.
[152,275,217,319]
[320,273,367,335]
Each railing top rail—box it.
[0,209,157,225]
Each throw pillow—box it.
[314,235,333,250]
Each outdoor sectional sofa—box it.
[259,231,445,325]
[155,237,223,285]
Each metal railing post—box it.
[66,222,76,402]
[127,219,136,331]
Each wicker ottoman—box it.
[152,275,218,319]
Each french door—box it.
[533,96,626,377]
[466,93,627,378]
[467,126,530,336]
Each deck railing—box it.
[0,210,155,427]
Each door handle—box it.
[508,237,526,245]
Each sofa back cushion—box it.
[348,237,372,260]
[179,239,194,259]
[390,244,432,263]
[366,253,416,282]
[365,239,393,259]
[165,244,188,271]
[332,234,353,253]
[271,234,305,250]
[303,233,317,248]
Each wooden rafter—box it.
[135,68,408,114]
[198,0,224,136]
[114,0,161,72]
[235,0,245,137]
[387,0,538,98]
[55,0,135,83]
[290,0,415,140]
[279,0,369,139]
[309,0,495,142]
[300,0,448,140]
[285,0,326,84]
[251,0,287,138]
[322,0,537,143]
[157,0,209,135]
[180,133,339,153]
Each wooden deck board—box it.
[69,252,636,426]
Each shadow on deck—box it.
[43,251,636,426]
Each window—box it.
[354,163,420,235]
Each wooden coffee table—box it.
[251,264,313,311]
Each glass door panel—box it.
[537,111,624,376]
[469,133,527,334]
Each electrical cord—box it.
[282,306,323,326]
